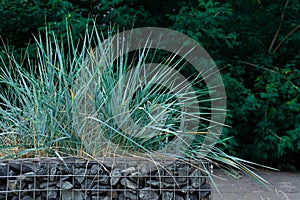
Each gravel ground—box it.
[212,168,300,200]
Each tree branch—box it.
[274,23,300,52]
[268,0,289,52]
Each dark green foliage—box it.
[0,0,299,169]
[0,0,87,60]
[165,0,300,170]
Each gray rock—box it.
[165,182,180,188]
[184,193,198,200]
[27,183,35,190]
[180,186,193,193]
[139,188,159,200]
[48,190,57,199]
[139,163,151,175]
[163,173,176,184]
[175,195,185,200]
[8,180,17,191]
[50,166,57,181]
[57,164,72,174]
[35,195,42,200]
[102,196,110,200]
[91,185,111,195]
[39,182,56,189]
[41,192,47,199]
[74,161,91,168]
[146,180,162,188]
[57,181,73,189]
[90,164,101,175]
[162,192,174,200]
[121,167,136,175]
[36,167,47,176]
[9,169,17,176]
[0,164,8,179]
[20,190,30,197]
[146,179,178,189]
[199,183,211,199]
[0,184,5,191]
[84,194,91,200]
[19,180,26,190]
[165,163,177,171]
[120,178,138,189]
[129,171,143,183]
[98,176,109,184]
[9,163,33,173]
[18,172,35,182]
[74,168,86,183]
[61,191,85,200]
[154,168,165,178]
[120,191,138,200]
[81,178,94,189]
[109,191,119,199]
[190,169,205,188]
[91,195,107,200]
[61,176,70,182]
[21,196,34,200]
[110,170,121,185]
[119,193,125,200]
[177,167,189,183]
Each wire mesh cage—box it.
[0,157,212,200]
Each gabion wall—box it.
[0,157,212,200]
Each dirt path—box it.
[212,169,300,200]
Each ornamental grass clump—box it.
[0,23,273,187]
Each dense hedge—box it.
[0,0,299,170]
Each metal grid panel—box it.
[0,157,212,200]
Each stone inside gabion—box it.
[0,157,212,200]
